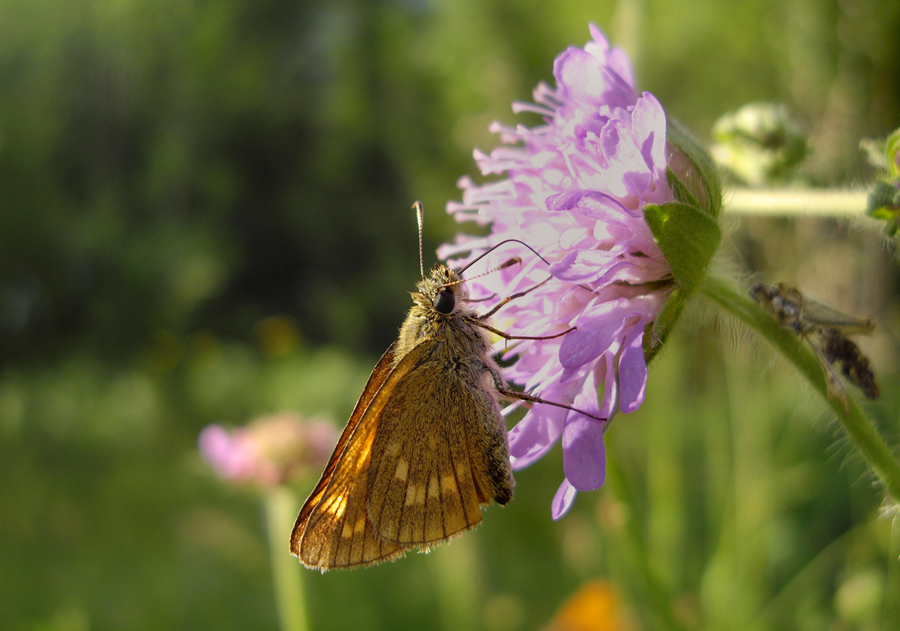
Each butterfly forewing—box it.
[291,344,403,569]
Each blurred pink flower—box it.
[440,24,674,518]
[199,412,336,488]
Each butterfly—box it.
[290,202,600,570]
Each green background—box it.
[1,0,899,629]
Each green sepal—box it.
[644,285,685,365]
[644,120,722,360]
[642,201,721,360]
[866,181,900,238]
[643,202,721,296]
[667,169,699,210]
[867,181,900,219]
[666,117,723,220]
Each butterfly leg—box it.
[474,276,553,320]
[472,319,575,342]
[496,386,607,423]
[481,364,606,423]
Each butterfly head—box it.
[415,264,467,317]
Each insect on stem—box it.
[751,282,880,411]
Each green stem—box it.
[428,538,480,631]
[265,486,309,631]
[724,188,870,217]
[701,274,900,501]
[607,458,690,631]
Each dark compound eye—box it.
[433,289,455,314]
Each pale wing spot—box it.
[428,476,440,499]
[353,516,366,535]
[404,483,426,506]
[440,475,458,495]
[405,484,426,506]
[341,521,353,538]
[427,434,437,451]
[386,442,401,457]
[394,458,409,481]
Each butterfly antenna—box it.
[459,239,550,275]
[441,258,522,289]
[413,201,425,280]
[455,239,595,298]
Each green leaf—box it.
[643,202,721,297]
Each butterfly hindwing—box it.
[366,338,512,546]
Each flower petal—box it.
[552,478,578,520]
[549,249,620,282]
[618,320,648,412]
[559,300,629,369]
[597,352,619,418]
[562,415,606,491]
[553,47,603,104]
[631,92,668,175]
[546,189,635,220]
[508,396,569,469]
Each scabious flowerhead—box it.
[199,412,336,488]
[440,25,712,518]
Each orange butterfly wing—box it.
[290,343,402,569]
[291,335,512,570]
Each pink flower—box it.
[199,412,336,488]
[439,24,675,518]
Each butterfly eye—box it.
[433,289,455,314]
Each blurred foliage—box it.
[1,0,899,630]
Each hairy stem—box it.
[724,188,869,217]
[701,274,900,501]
